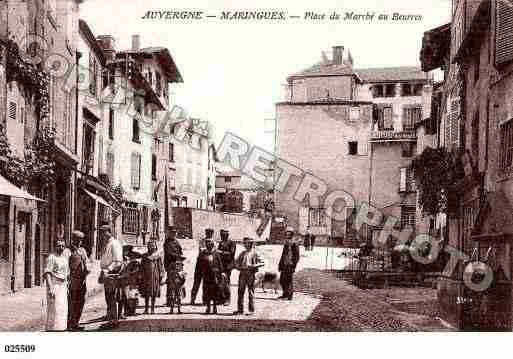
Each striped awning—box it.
[0,175,45,202]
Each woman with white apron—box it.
[43,239,69,331]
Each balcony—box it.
[370,130,417,142]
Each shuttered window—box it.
[122,202,139,234]
[9,102,16,121]
[496,0,513,66]
[500,119,513,170]
[403,106,422,131]
[108,108,114,140]
[399,168,416,192]
[106,152,114,183]
[375,105,393,130]
[400,206,416,229]
[131,152,141,190]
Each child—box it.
[166,256,187,314]
[140,241,164,315]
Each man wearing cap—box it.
[278,227,300,300]
[217,229,236,305]
[67,230,89,331]
[164,226,183,305]
[99,224,123,325]
[233,237,264,315]
[190,228,214,305]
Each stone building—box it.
[0,0,81,294]
[275,46,431,246]
[420,0,513,330]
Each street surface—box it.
[11,242,451,332]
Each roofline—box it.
[117,48,183,83]
[78,19,106,65]
[287,73,362,83]
[276,100,373,107]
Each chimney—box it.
[132,34,140,51]
[332,46,344,65]
[97,35,116,60]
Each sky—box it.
[80,0,451,150]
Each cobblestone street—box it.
[2,242,452,332]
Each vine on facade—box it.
[4,37,50,123]
[410,147,465,218]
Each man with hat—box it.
[217,229,236,305]
[190,228,214,305]
[67,230,89,331]
[233,237,264,315]
[164,226,183,305]
[278,227,300,300]
[99,224,123,326]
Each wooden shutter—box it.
[450,97,461,149]
[399,168,407,192]
[496,0,513,66]
[9,102,16,121]
[299,207,309,233]
[384,107,393,129]
[131,153,141,189]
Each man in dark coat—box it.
[68,230,89,331]
[190,228,214,305]
[198,238,224,314]
[163,226,183,305]
[278,227,300,300]
[217,229,236,305]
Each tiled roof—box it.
[289,61,358,79]
[355,66,427,83]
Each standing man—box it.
[190,228,214,305]
[67,230,89,331]
[305,226,315,251]
[99,225,123,327]
[303,226,311,251]
[217,229,236,305]
[233,237,264,316]
[278,227,300,300]
[164,226,183,305]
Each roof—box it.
[117,46,183,83]
[355,66,427,83]
[79,19,106,65]
[288,61,359,81]
[420,23,451,72]
[0,175,44,202]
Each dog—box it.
[254,270,281,294]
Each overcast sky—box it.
[80,0,451,150]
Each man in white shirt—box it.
[233,237,264,315]
[99,225,123,325]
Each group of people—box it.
[43,223,303,330]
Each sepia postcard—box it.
[0,0,512,356]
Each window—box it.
[89,53,97,96]
[403,106,422,131]
[462,199,479,256]
[132,117,140,142]
[0,199,9,261]
[495,0,513,66]
[413,84,424,96]
[108,108,114,140]
[122,202,139,234]
[131,153,141,190]
[375,105,393,130]
[348,141,358,155]
[474,52,480,84]
[401,142,415,158]
[141,206,149,233]
[372,85,384,98]
[225,177,232,183]
[169,143,174,162]
[472,112,479,160]
[8,102,16,121]
[400,206,416,229]
[106,152,114,183]
[309,208,326,226]
[500,119,513,170]
[349,107,360,121]
[156,72,162,96]
[399,167,416,192]
[148,71,153,86]
[402,83,412,97]
[385,84,396,97]
[151,154,157,180]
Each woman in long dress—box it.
[44,239,70,331]
[140,240,164,314]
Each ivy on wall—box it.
[410,147,465,218]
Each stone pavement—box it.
[0,261,102,332]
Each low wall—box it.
[171,208,271,242]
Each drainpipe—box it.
[11,205,16,292]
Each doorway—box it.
[18,212,33,288]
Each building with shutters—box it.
[0,0,81,294]
[420,0,513,330]
[275,46,432,246]
[92,33,183,246]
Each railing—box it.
[370,130,417,142]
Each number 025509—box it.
[4,345,36,353]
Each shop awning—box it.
[82,188,116,211]
[0,175,45,202]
